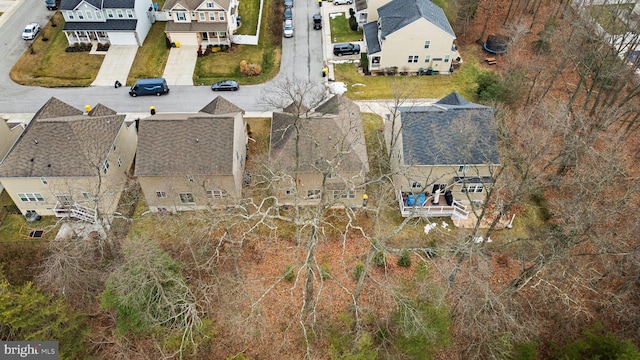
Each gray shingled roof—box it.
[63,20,137,31]
[200,96,244,115]
[399,92,499,166]
[0,100,123,178]
[135,114,237,177]
[88,103,118,116]
[363,22,381,54]
[269,96,369,174]
[61,0,134,10]
[377,0,455,39]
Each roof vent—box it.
[30,158,34,162]
[34,140,38,144]
[48,164,51,167]
[196,138,199,142]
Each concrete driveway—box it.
[163,45,198,86]
[91,46,138,86]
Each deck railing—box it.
[397,191,469,219]
[53,202,98,224]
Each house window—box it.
[444,55,450,63]
[333,190,356,199]
[327,172,338,179]
[187,175,194,183]
[458,165,469,173]
[156,191,167,198]
[202,32,208,40]
[461,184,484,193]
[471,199,483,209]
[411,181,422,189]
[118,157,122,167]
[408,55,418,63]
[209,12,215,20]
[307,189,321,200]
[106,9,114,18]
[207,189,228,199]
[285,188,294,195]
[214,31,226,37]
[77,11,84,19]
[218,12,224,21]
[56,194,73,206]
[86,11,93,20]
[95,11,102,19]
[40,177,48,185]
[126,9,134,18]
[176,11,187,21]
[102,159,109,174]
[179,193,195,204]
[82,192,93,200]
[18,193,45,202]
[424,40,430,48]
[67,11,74,19]
[206,1,214,7]
[431,184,446,193]
[372,56,380,64]
[116,9,124,18]
[424,55,430,63]
[199,12,205,21]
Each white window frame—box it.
[411,181,422,189]
[333,190,356,199]
[424,55,430,63]
[118,157,122,167]
[187,175,194,183]
[218,12,225,21]
[106,9,114,18]
[444,55,450,63]
[207,189,228,199]
[458,165,469,173]
[40,177,48,185]
[461,184,484,193]
[176,11,187,21]
[209,12,215,20]
[102,159,109,174]
[126,9,134,18]
[156,191,167,198]
[18,193,45,202]
[179,193,195,204]
[86,11,93,20]
[116,9,124,18]
[307,189,321,200]
[285,188,294,195]
[56,194,73,206]
[82,192,93,200]
[327,172,338,179]
[77,11,84,19]
[67,11,75,19]
[199,12,206,21]
[206,1,214,7]
[408,55,418,63]
[95,11,102,19]
[424,40,430,48]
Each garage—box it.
[108,32,139,46]
[167,32,199,46]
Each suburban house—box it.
[0,98,138,223]
[60,0,155,46]
[269,95,369,208]
[385,92,500,221]
[354,0,388,25]
[135,96,247,213]
[362,0,460,75]
[161,0,239,47]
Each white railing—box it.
[53,202,98,224]
[397,191,469,219]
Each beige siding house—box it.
[135,96,247,213]
[385,92,500,221]
[162,0,238,47]
[269,95,369,208]
[362,0,460,75]
[0,98,137,223]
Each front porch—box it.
[397,190,469,220]
[64,30,109,45]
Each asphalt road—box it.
[0,0,325,114]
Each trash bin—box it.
[175,41,181,48]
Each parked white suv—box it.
[333,0,353,5]
[22,22,40,40]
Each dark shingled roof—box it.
[377,0,455,39]
[0,100,123,178]
[200,96,244,115]
[283,101,309,115]
[61,0,135,10]
[399,92,500,166]
[63,19,137,31]
[135,114,238,177]
[269,96,369,174]
[363,22,381,54]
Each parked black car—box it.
[333,43,360,56]
[313,13,322,30]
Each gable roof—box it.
[377,0,455,39]
[200,96,244,115]
[269,96,369,175]
[363,22,381,54]
[0,99,123,177]
[398,92,500,166]
[163,0,231,11]
[89,103,118,116]
[34,97,84,119]
[135,114,237,177]
[61,0,135,10]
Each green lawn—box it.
[127,21,170,85]
[236,0,260,35]
[329,12,363,43]
[10,12,103,87]
[335,45,481,101]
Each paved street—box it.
[0,0,327,114]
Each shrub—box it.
[360,52,369,73]
[476,70,507,103]
[240,60,262,76]
[349,15,358,31]
[353,263,365,280]
[373,251,385,266]
[554,323,640,359]
[397,250,412,267]
[321,264,331,280]
[283,265,296,281]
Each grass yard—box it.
[10,12,103,87]
[329,11,363,43]
[335,47,481,101]
[127,21,170,86]
[235,0,260,35]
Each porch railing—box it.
[397,190,469,219]
[53,202,98,224]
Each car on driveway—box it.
[22,23,40,40]
[283,20,294,38]
[333,42,360,56]
[333,0,353,5]
[211,80,239,91]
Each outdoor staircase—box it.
[53,202,98,224]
